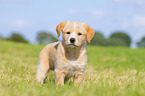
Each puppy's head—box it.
[56,21,94,47]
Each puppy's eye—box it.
[78,33,82,36]
[66,32,70,34]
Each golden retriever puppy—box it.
[36,21,94,85]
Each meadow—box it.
[0,41,145,96]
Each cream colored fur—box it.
[36,21,94,85]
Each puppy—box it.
[36,21,94,85]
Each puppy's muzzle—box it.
[70,38,76,43]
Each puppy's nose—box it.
[70,38,76,43]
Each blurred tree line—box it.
[36,32,58,44]
[137,37,145,48]
[0,31,145,48]
[0,33,29,43]
[88,31,131,47]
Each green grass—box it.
[0,41,145,96]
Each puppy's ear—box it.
[56,21,69,37]
[83,23,95,43]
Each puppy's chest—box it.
[64,61,84,77]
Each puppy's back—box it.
[39,42,60,70]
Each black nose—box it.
[70,38,76,43]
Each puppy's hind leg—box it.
[36,55,50,85]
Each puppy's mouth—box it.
[63,41,79,47]
[68,43,78,47]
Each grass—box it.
[0,41,145,96]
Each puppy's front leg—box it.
[54,69,66,86]
[74,72,85,85]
